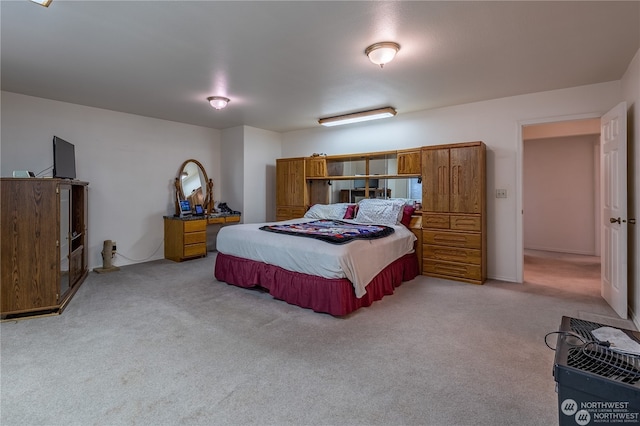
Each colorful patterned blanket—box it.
[259,220,395,244]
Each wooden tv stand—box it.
[1,178,89,320]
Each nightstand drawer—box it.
[423,230,481,249]
[290,207,307,218]
[276,207,290,218]
[184,231,206,245]
[184,243,206,258]
[184,220,206,232]
[424,245,481,265]
[208,216,241,224]
[276,206,307,220]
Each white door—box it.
[601,102,627,318]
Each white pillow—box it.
[354,199,405,226]
[304,203,349,220]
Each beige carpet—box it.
[0,252,629,426]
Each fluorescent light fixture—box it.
[207,96,230,110]
[30,0,52,6]
[365,42,400,68]
[318,107,397,127]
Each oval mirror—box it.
[176,159,209,211]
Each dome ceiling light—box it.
[207,96,230,110]
[365,42,400,68]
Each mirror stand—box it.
[207,178,214,213]
[175,159,211,216]
[174,177,182,216]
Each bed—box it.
[214,200,419,316]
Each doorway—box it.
[520,118,601,295]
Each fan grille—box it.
[566,318,640,386]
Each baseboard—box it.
[524,245,597,256]
[630,306,640,331]
[486,274,518,283]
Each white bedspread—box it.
[216,218,416,298]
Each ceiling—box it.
[1,1,638,133]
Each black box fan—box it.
[553,316,640,426]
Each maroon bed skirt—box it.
[214,252,419,316]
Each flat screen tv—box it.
[53,136,76,179]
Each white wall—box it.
[243,127,282,223]
[621,48,640,328]
[0,91,221,269]
[523,135,599,255]
[281,81,623,282]
[219,126,281,223]
[220,126,244,217]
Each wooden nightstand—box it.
[409,214,423,273]
[164,214,242,262]
[164,217,207,262]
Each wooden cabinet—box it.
[164,215,241,262]
[397,149,421,175]
[304,150,421,206]
[1,178,89,319]
[421,142,486,284]
[164,217,207,261]
[275,149,425,221]
[305,157,327,178]
[273,143,486,283]
[409,214,423,272]
[422,148,450,212]
[276,158,309,221]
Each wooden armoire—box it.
[1,178,89,319]
[275,158,309,221]
[421,141,486,284]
